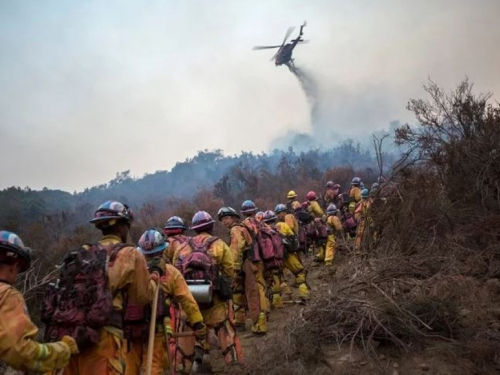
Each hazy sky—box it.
[1,0,499,191]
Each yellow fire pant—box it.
[172,308,196,374]
[60,329,124,375]
[233,259,268,333]
[325,234,337,264]
[201,301,244,365]
[314,243,326,261]
[265,268,283,309]
[355,220,366,253]
[123,333,167,375]
[283,253,310,299]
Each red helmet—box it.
[306,191,317,201]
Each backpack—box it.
[296,210,314,225]
[123,300,147,340]
[304,222,318,240]
[281,234,299,254]
[123,260,169,341]
[42,243,126,350]
[315,221,329,239]
[255,223,284,269]
[182,237,232,302]
[343,212,357,231]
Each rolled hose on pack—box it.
[187,280,213,304]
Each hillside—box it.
[1,80,499,374]
[0,143,387,232]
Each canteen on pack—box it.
[186,280,213,304]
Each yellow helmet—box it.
[287,190,297,199]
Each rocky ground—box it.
[208,248,470,375]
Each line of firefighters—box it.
[0,176,386,374]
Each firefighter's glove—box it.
[147,257,165,276]
[163,298,172,319]
[61,335,79,355]
[163,317,173,335]
[193,322,207,341]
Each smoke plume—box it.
[270,62,341,151]
[287,63,319,124]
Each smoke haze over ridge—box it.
[1,0,499,191]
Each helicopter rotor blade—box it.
[252,45,282,50]
[270,49,281,61]
[281,26,295,47]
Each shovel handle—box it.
[146,282,160,375]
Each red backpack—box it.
[42,243,126,350]
[315,221,329,239]
[343,212,357,231]
[182,237,219,283]
[181,237,233,301]
[254,223,285,269]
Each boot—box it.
[298,283,310,301]
[251,312,267,336]
[272,293,284,309]
[281,282,294,295]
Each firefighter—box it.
[323,181,336,207]
[173,211,243,368]
[286,190,301,212]
[241,200,283,310]
[306,191,328,263]
[354,189,373,253]
[263,211,311,302]
[123,229,206,375]
[275,204,299,236]
[162,216,190,264]
[218,207,268,335]
[61,200,155,375]
[306,191,325,219]
[325,204,343,266]
[349,177,363,213]
[240,200,259,236]
[0,231,79,373]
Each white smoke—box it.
[270,62,340,151]
[286,63,319,124]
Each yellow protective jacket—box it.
[288,200,301,211]
[323,189,336,204]
[284,214,299,236]
[97,235,153,334]
[349,186,362,203]
[0,282,71,373]
[161,263,203,324]
[275,222,294,237]
[307,200,325,219]
[229,224,253,271]
[327,215,343,234]
[164,234,190,264]
[354,199,373,222]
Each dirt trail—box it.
[209,249,464,375]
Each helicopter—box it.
[252,21,308,67]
